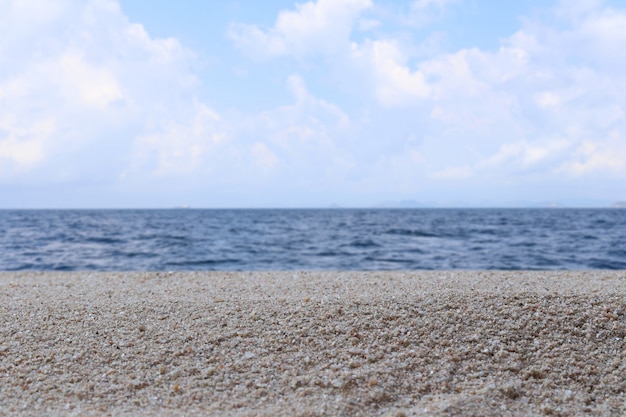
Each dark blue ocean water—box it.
[1,209,625,271]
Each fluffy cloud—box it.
[230,0,626,202]
[240,75,355,187]
[3,0,626,206]
[0,0,218,185]
[558,133,626,176]
[229,0,372,58]
[360,2,626,185]
[128,102,225,178]
[350,40,431,107]
[1,0,366,203]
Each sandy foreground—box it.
[0,271,625,416]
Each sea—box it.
[1,208,625,271]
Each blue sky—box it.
[1,0,626,208]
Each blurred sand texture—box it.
[1,271,625,416]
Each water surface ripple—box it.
[1,209,625,271]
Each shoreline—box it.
[1,271,625,416]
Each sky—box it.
[1,0,626,208]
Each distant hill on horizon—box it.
[371,200,622,209]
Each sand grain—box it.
[1,271,625,416]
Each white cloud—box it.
[558,133,626,175]
[351,40,431,107]
[229,0,372,58]
[56,52,124,108]
[228,0,626,200]
[251,142,279,170]
[284,75,350,129]
[0,117,52,170]
[347,3,626,185]
[0,0,220,185]
[535,91,561,109]
[4,0,626,206]
[129,102,224,177]
[357,18,380,31]
[238,75,356,188]
[483,139,571,170]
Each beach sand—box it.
[1,271,625,416]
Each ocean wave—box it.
[1,208,624,271]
